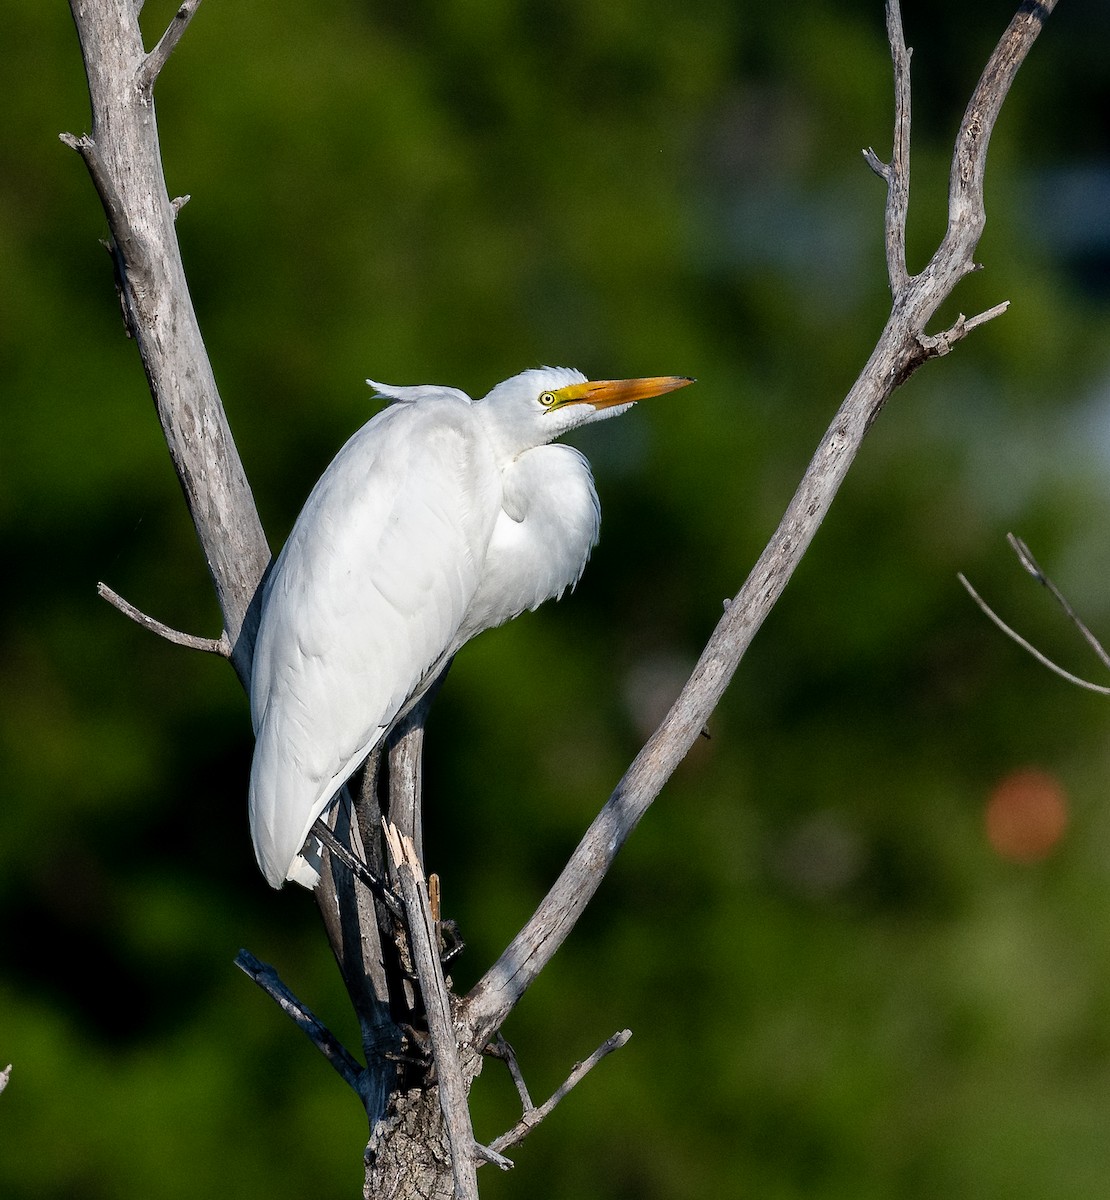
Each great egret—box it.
[248,366,694,888]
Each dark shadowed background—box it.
[3,1,1110,1196]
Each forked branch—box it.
[461,0,1059,1050]
[960,534,1110,695]
[1008,534,1110,673]
[138,0,204,92]
[486,1030,632,1158]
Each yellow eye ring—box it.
[539,391,557,408]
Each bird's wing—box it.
[249,397,499,886]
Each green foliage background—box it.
[3,1,1110,1196]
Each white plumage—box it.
[248,366,693,888]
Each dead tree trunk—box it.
[63,1,1059,1195]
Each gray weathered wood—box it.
[461,0,1060,1050]
[65,0,269,685]
[66,0,1060,1193]
[386,827,482,1200]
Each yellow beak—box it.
[547,375,695,412]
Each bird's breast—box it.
[454,444,601,643]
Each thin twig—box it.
[234,950,368,1095]
[0,1064,10,1097]
[487,1035,534,1111]
[862,0,912,294]
[97,581,231,655]
[920,302,1011,358]
[957,573,1110,695]
[1008,533,1110,672]
[487,1030,633,1157]
[962,300,1011,333]
[138,0,203,93]
[473,1143,515,1170]
[385,824,481,1200]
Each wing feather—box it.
[249,397,498,886]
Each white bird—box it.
[248,366,694,888]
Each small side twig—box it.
[97,581,231,656]
[138,0,203,93]
[486,1034,534,1111]
[958,571,1110,696]
[0,1064,11,1096]
[961,300,1011,335]
[1008,533,1110,672]
[919,302,1011,359]
[487,1030,632,1158]
[234,949,367,1097]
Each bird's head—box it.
[477,366,694,456]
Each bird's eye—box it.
[538,391,557,408]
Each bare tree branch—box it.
[862,0,911,294]
[138,0,204,93]
[1008,534,1110,672]
[461,0,1059,1051]
[959,534,1110,696]
[313,790,402,1131]
[385,825,481,1200]
[59,132,150,278]
[921,301,1012,357]
[944,2,1051,256]
[97,581,231,656]
[486,1035,534,1111]
[234,950,367,1096]
[959,575,1110,695]
[0,1064,10,1097]
[66,0,269,686]
[313,813,402,917]
[487,1029,632,1158]
[68,0,1063,1190]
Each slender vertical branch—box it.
[65,0,269,684]
[386,826,481,1200]
[863,0,912,293]
[885,0,912,290]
